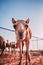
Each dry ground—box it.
[0,50,43,65]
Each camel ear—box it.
[12,18,16,24]
[25,18,30,24]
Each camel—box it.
[12,18,32,65]
[0,36,6,56]
[0,36,16,56]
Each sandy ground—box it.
[0,50,43,65]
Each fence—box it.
[0,26,43,50]
[30,36,43,50]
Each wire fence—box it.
[30,35,43,50]
[0,26,43,50]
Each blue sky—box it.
[0,0,43,50]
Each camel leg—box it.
[22,41,24,53]
[22,44,23,53]
[18,41,22,65]
[0,48,4,56]
[25,40,31,65]
[25,51,28,65]
[2,48,4,54]
[25,41,29,65]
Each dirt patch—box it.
[0,51,43,65]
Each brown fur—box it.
[0,36,6,56]
[12,18,32,65]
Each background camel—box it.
[0,36,6,56]
[0,36,16,56]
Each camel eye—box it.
[13,24,16,29]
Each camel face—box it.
[12,18,30,41]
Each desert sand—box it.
[0,50,43,65]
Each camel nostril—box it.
[19,32,23,39]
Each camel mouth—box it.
[18,32,23,39]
